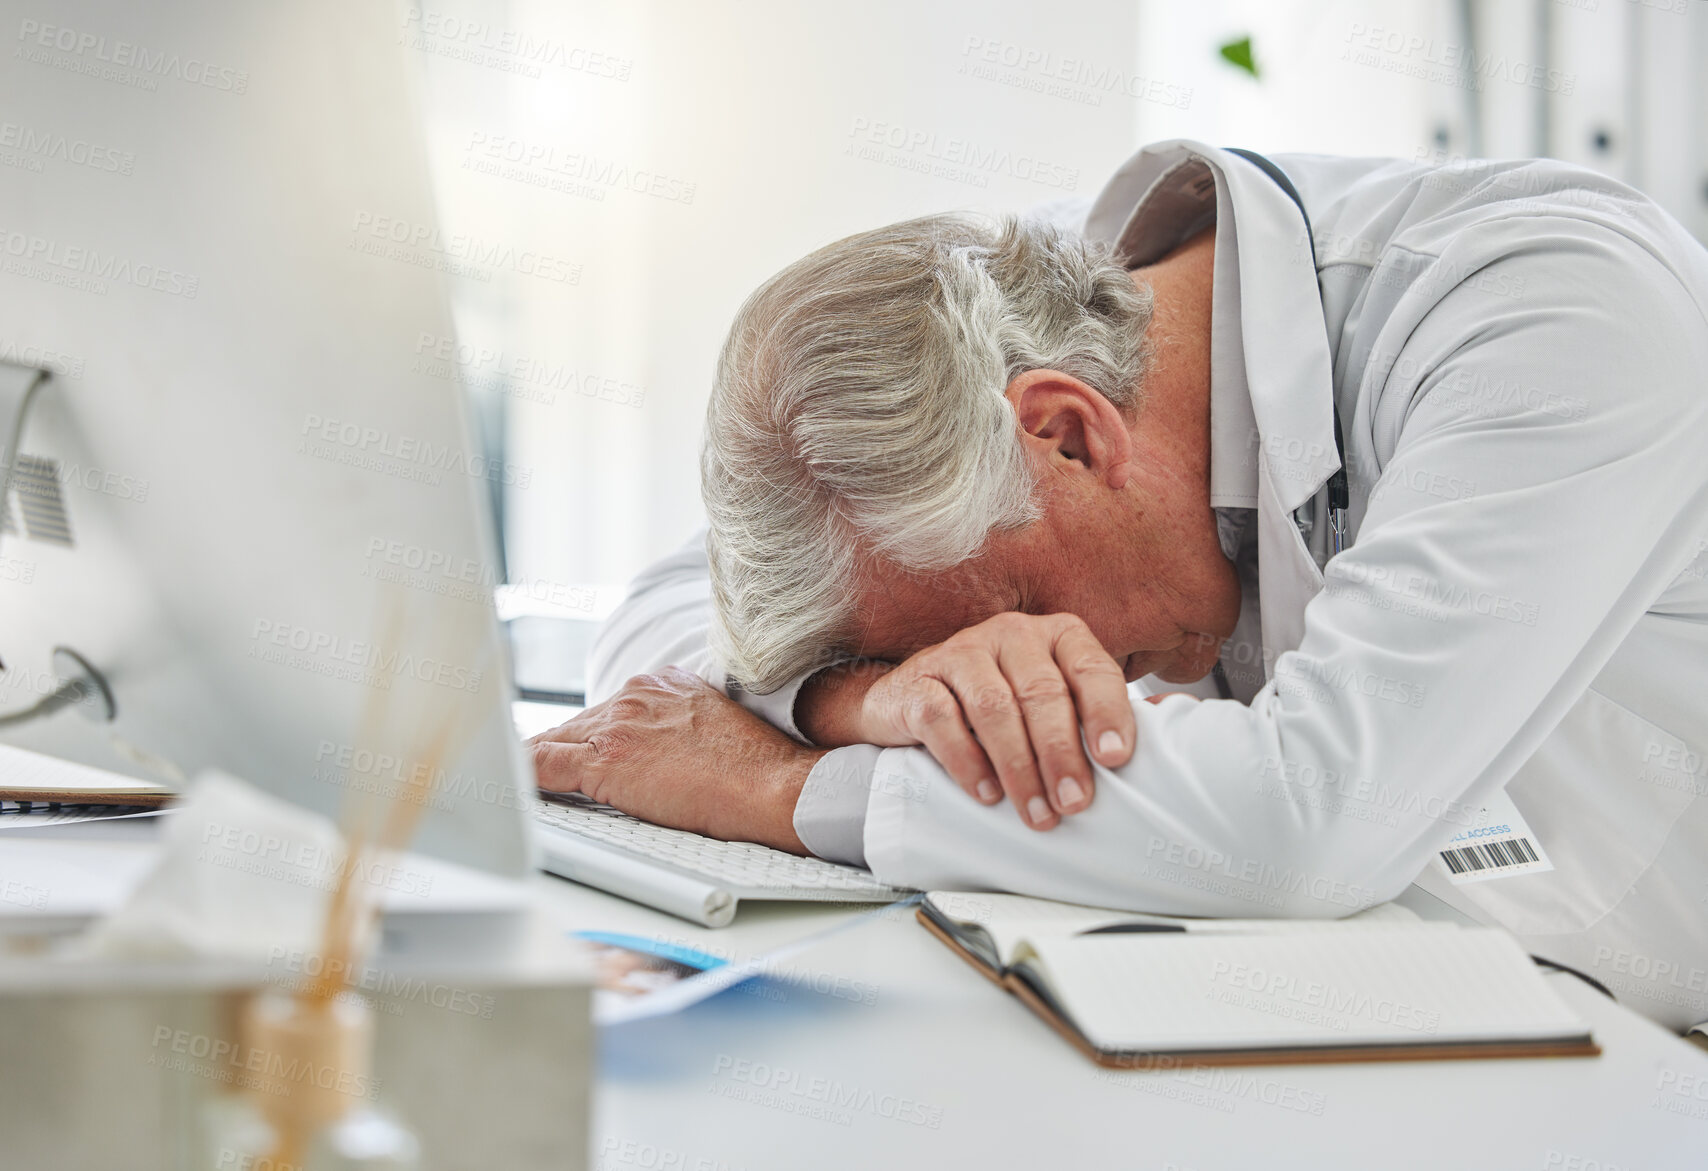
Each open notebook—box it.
[919,892,1598,1068]
[0,743,175,809]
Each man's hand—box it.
[837,612,1136,830]
[529,667,825,853]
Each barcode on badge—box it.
[1439,836,1545,881]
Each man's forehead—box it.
[845,556,1014,660]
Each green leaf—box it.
[1218,35,1259,79]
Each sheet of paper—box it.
[0,805,167,830]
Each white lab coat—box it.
[590,141,1708,1030]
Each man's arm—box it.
[801,615,1137,824]
[577,533,1137,854]
[533,668,825,852]
[586,527,815,738]
[566,530,903,859]
[854,221,1708,913]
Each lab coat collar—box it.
[1085,140,1341,516]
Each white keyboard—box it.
[534,793,910,927]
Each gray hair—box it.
[702,212,1154,693]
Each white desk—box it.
[526,873,1708,1171]
[5,809,1707,1168]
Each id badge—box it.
[1435,789,1555,885]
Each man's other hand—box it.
[854,612,1135,830]
[529,667,825,853]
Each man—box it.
[533,140,1708,1031]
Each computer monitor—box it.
[0,0,535,877]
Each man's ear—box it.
[1004,370,1134,490]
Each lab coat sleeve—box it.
[585,528,809,739]
[793,746,884,867]
[862,218,1708,914]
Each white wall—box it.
[407,0,1143,610]
[405,0,1708,609]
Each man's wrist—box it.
[727,742,827,854]
[795,659,894,747]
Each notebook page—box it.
[0,743,175,800]
[1024,927,1587,1053]
[926,893,1176,965]
[926,891,1424,968]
